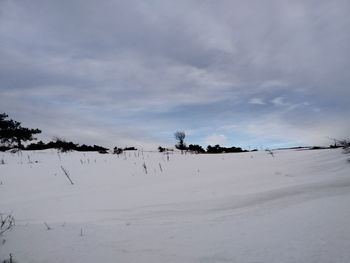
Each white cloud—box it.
[205,134,228,146]
[249,98,266,105]
[271,97,288,106]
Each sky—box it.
[0,0,349,149]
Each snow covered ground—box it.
[1,148,350,262]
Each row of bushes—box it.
[25,139,109,153]
[206,144,248,153]
[1,140,141,154]
[25,140,139,154]
[159,144,249,154]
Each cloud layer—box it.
[1,0,349,148]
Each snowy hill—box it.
[1,148,350,262]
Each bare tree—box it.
[174,131,186,151]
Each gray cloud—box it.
[0,0,349,148]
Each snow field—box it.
[1,148,350,262]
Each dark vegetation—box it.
[26,138,109,153]
[124,147,137,151]
[113,146,137,154]
[2,113,347,155]
[206,144,247,153]
[174,131,186,151]
[170,131,247,154]
[309,139,350,153]
[335,139,350,163]
[0,113,41,150]
[159,143,247,154]
[113,147,123,154]
[158,146,173,152]
[338,139,350,154]
[0,113,109,153]
[188,144,205,153]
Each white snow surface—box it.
[1,148,350,262]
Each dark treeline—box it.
[206,144,247,153]
[26,139,109,153]
[7,113,344,155]
[188,144,206,153]
[172,131,248,154]
[1,113,128,153]
[160,143,248,154]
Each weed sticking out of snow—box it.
[0,214,15,236]
[44,222,52,230]
[266,149,275,158]
[2,253,15,263]
[142,162,147,174]
[60,166,74,185]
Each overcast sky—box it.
[1,0,349,149]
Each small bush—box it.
[158,146,173,153]
[340,140,350,154]
[113,147,123,154]
[124,147,137,151]
[0,145,11,152]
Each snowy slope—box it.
[1,148,349,262]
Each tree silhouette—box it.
[188,144,205,153]
[174,131,186,151]
[0,113,41,149]
[206,144,245,154]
